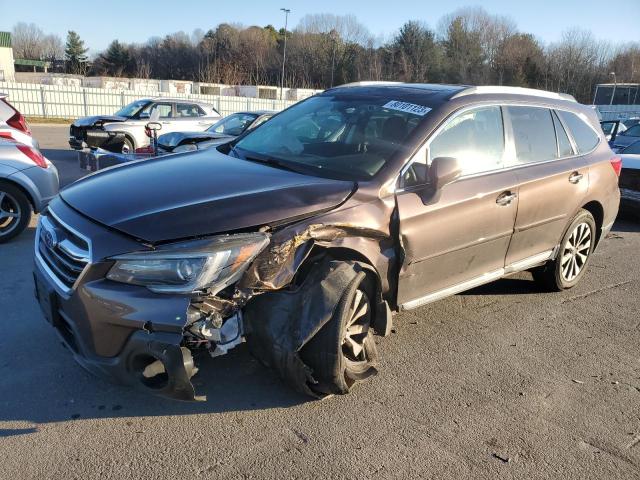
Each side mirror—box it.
[428,157,462,190]
[146,122,162,132]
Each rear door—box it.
[396,105,520,308]
[503,106,589,266]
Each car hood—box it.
[60,149,356,243]
[613,135,639,151]
[158,131,233,149]
[73,115,128,127]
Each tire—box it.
[121,137,134,154]
[0,182,32,243]
[300,269,378,396]
[532,209,596,291]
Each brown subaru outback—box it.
[34,83,620,400]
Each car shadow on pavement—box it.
[0,343,311,434]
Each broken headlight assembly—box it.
[106,232,270,294]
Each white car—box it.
[0,93,38,148]
[69,98,221,153]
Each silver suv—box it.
[69,98,221,153]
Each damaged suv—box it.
[34,83,620,401]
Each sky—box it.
[0,0,638,54]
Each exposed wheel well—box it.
[581,201,604,246]
[0,178,35,212]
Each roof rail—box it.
[335,81,403,88]
[451,86,577,103]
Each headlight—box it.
[106,233,269,294]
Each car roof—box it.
[141,97,215,106]
[324,82,577,107]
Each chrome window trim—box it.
[396,100,602,192]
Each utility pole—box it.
[609,72,616,105]
[280,8,291,101]
[330,30,338,88]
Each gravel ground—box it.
[0,125,638,479]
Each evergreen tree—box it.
[65,30,88,74]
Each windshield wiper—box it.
[242,154,307,174]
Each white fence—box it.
[0,81,299,119]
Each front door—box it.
[396,105,519,308]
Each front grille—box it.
[37,212,90,289]
[69,125,84,140]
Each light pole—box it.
[280,8,291,101]
[609,72,616,105]
[330,30,338,88]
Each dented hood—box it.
[72,115,128,127]
[60,149,355,242]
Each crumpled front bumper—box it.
[33,252,200,401]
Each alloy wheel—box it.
[0,191,22,236]
[560,222,592,282]
[341,287,372,366]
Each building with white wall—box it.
[0,32,16,82]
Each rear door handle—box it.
[569,172,584,184]
[496,191,517,206]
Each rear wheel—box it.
[0,182,31,243]
[532,209,596,291]
[300,268,378,395]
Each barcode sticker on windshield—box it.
[383,100,432,116]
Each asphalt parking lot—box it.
[1,125,639,479]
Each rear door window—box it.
[428,106,505,175]
[175,103,201,118]
[506,106,557,164]
[557,110,600,153]
[552,111,574,157]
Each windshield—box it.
[114,100,150,118]
[624,125,640,137]
[208,113,259,136]
[232,95,428,180]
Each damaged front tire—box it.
[300,270,378,395]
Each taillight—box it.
[2,99,31,135]
[610,156,622,177]
[16,144,47,168]
[0,132,14,140]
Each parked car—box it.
[618,140,640,212]
[34,84,620,401]
[149,110,276,154]
[68,98,221,153]
[611,123,640,152]
[0,93,37,148]
[600,120,626,144]
[79,110,277,171]
[0,138,59,242]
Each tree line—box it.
[10,8,640,103]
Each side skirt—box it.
[400,249,555,311]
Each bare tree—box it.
[12,22,45,59]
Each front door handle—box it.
[569,172,584,184]
[496,191,517,206]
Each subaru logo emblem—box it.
[43,227,58,249]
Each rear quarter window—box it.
[557,110,600,154]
